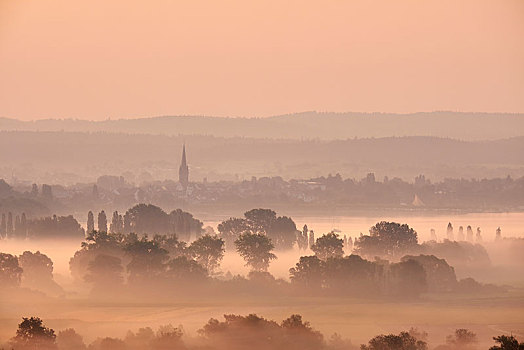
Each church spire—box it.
[181,144,187,167]
[179,144,189,189]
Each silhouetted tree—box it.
[20,213,28,238]
[10,317,57,350]
[489,335,524,350]
[361,331,427,350]
[430,229,437,241]
[123,327,155,349]
[364,172,376,184]
[125,238,169,284]
[322,255,381,295]
[355,222,418,259]
[153,234,187,258]
[235,233,276,272]
[18,251,62,295]
[199,313,323,350]
[87,211,94,234]
[289,255,323,290]
[388,259,427,298]
[69,230,125,281]
[244,208,276,235]
[495,227,502,241]
[408,328,428,344]
[92,184,99,198]
[0,252,23,288]
[400,255,456,292]
[7,211,13,237]
[88,337,126,350]
[0,213,6,239]
[124,204,170,235]
[445,329,477,349]
[110,211,124,234]
[217,217,250,250]
[446,222,454,241]
[240,209,299,250]
[188,235,225,274]
[311,232,344,261]
[297,224,309,250]
[31,183,39,197]
[165,256,208,282]
[268,216,300,249]
[41,184,53,200]
[329,333,359,350]
[27,215,84,239]
[169,208,204,241]
[455,277,503,294]
[309,230,315,249]
[420,240,490,271]
[84,254,124,295]
[14,214,21,237]
[150,324,185,350]
[457,226,465,241]
[122,204,204,240]
[56,328,86,350]
[97,210,107,232]
[476,227,482,243]
[466,225,474,242]
[280,314,323,348]
[269,216,298,250]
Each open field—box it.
[1,290,523,348]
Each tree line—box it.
[86,204,204,241]
[3,314,523,350]
[1,217,500,299]
[0,212,84,240]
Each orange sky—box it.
[1,0,523,120]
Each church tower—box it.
[179,144,189,189]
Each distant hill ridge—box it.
[1,131,523,182]
[1,111,524,140]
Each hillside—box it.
[1,131,523,184]
[1,111,524,140]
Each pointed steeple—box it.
[181,144,187,167]
[179,144,189,189]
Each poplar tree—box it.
[87,211,95,234]
[98,211,108,233]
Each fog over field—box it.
[1,204,524,349]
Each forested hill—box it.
[1,111,524,140]
[1,131,523,183]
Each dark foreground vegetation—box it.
[2,315,523,350]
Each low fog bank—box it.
[1,239,523,287]
[1,211,524,350]
[1,207,524,286]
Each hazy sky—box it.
[1,0,523,120]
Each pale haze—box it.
[1,0,524,120]
[1,2,524,350]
